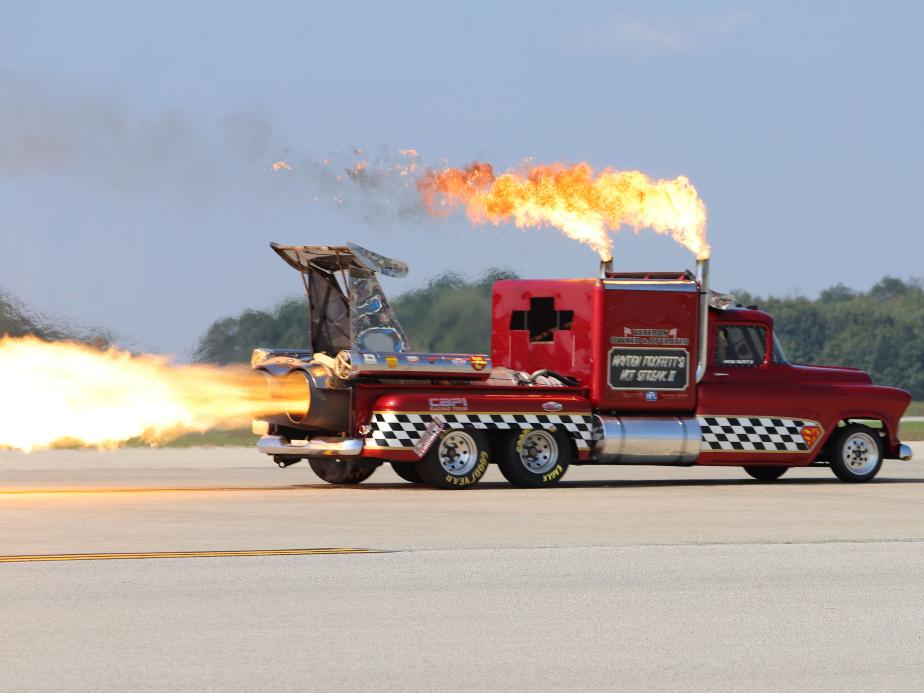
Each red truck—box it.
[250,242,913,488]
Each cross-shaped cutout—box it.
[509,297,574,343]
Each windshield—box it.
[772,331,789,364]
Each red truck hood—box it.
[788,364,873,385]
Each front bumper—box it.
[256,435,364,458]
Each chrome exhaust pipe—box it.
[695,258,710,383]
[600,257,613,278]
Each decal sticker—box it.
[800,425,822,448]
[470,355,488,371]
[363,353,378,364]
[542,401,563,412]
[429,397,469,412]
[406,355,420,363]
[609,348,689,391]
[645,391,659,402]
[699,416,823,452]
[610,327,690,347]
[451,358,466,367]
[364,412,595,450]
[414,417,446,457]
[386,356,398,369]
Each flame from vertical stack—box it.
[417,161,709,261]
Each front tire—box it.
[498,428,570,488]
[743,466,788,481]
[829,424,883,483]
[308,458,380,484]
[418,429,490,489]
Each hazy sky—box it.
[1,1,922,355]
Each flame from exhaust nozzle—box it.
[417,161,710,261]
[0,336,304,452]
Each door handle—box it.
[713,372,730,377]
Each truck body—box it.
[251,242,912,488]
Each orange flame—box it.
[417,161,709,261]
[272,160,293,172]
[0,336,295,452]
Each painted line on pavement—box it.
[0,548,383,563]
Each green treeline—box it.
[194,273,924,398]
[6,273,923,398]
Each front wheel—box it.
[308,458,380,484]
[418,429,490,489]
[829,424,883,483]
[743,466,788,481]
[497,428,571,488]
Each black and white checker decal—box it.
[698,416,815,452]
[365,412,595,450]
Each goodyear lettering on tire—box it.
[445,451,489,486]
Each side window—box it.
[509,297,574,343]
[715,325,767,367]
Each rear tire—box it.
[743,466,788,481]
[308,458,380,484]
[498,428,571,488]
[829,424,883,483]
[390,461,423,484]
[418,429,490,489]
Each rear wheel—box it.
[418,429,490,489]
[829,424,883,483]
[390,461,423,484]
[308,458,380,484]
[498,428,570,488]
[743,465,788,481]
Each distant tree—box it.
[194,297,309,364]
[0,287,110,344]
[819,283,855,302]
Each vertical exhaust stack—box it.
[599,257,613,278]
[695,258,710,383]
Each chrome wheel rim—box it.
[843,432,880,475]
[518,429,559,474]
[437,431,479,476]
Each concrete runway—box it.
[2,445,923,691]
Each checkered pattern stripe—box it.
[698,416,815,452]
[365,412,595,450]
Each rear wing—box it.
[270,242,411,356]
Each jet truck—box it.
[250,242,913,488]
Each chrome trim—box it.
[256,435,363,457]
[337,350,491,379]
[898,443,913,461]
[602,281,698,293]
[695,258,710,383]
[592,415,701,464]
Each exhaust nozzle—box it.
[600,257,613,278]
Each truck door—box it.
[697,322,815,464]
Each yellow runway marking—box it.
[0,548,382,563]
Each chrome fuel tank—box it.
[592,415,701,464]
